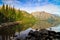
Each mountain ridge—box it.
[31,11,59,20]
[31,11,60,29]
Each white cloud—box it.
[20,4,60,15]
[2,0,21,7]
[2,0,60,16]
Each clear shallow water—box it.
[47,25,60,32]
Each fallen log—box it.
[0,21,20,30]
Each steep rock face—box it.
[31,11,58,20]
[31,11,60,29]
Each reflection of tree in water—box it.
[32,16,60,29]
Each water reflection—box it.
[15,21,60,40]
[16,25,60,40]
[47,25,60,32]
[32,20,60,29]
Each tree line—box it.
[0,4,36,40]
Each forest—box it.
[0,4,36,40]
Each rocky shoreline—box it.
[10,29,60,40]
[23,29,60,40]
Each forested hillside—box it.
[0,4,36,35]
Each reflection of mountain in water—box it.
[32,20,60,29]
[31,11,60,29]
[15,11,60,40]
[16,25,60,40]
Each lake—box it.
[16,24,60,40]
[47,24,60,32]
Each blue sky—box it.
[0,0,60,15]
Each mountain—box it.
[31,11,59,20]
[31,11,60,29]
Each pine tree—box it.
[1,4,5,13]
[2,4,5,10]
[6,5,8,11]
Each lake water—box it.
[16,24,60,39]
[0,25,60,40]
[47,24,60,32]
